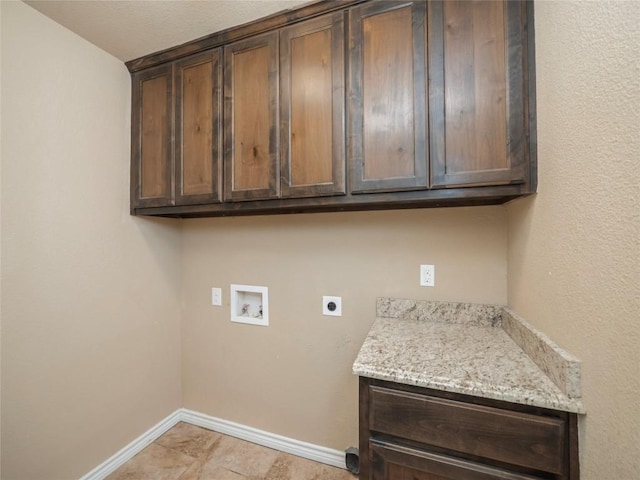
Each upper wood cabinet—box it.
[349,0,530,194]
[224,32,280,202]
[131,64,173,208]
[127,0,536,218]
[175,49,223,205]
[280,12,346,198]
[349,1,428,194]
[131,49,222,209]
[429,0,529,188]
[223,13,346,202]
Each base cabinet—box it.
[359,378,579,480]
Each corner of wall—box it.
[0,1,4,474]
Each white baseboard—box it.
[79,409,182,480]
[80,408,346,480]
[180,408,346,470]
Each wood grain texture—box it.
[349,1,427,193]
[131,64,173,209]
[371,443,541,480]
[132,184,529,218]
[359,377,372,480]
[430,0,528,187]
[358,378,578,480]
[129,0,537,218]
[175,49,222,205]
[444,0,507,173]
[363,7,414,179]
[182,62,213,194]
[291,28,332,184]
[141,76,170,198]
[224,32,279,201]
[280,11,345,198]
[370,386,566,475]
[234,47,270,189]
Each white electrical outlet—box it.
[211,287,222,306]
[322,296,342,316]
[420,265,435,287]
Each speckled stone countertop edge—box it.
[354,298,585,414]
[502,307,582,399]
[354,362,585,414]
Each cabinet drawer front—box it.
[371,441,542,480]
[370,386,565,474]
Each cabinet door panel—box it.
[280,12,345,198]
[371,442,542,480]
[175,49,222,205]
[131,64,173,208]
[224,32,279,201]
[349,1,427,193]
[430,0,527,187]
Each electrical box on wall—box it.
[230,284,268,326]
[323,296,342,317]
[420,264,435,287]
[211,287,222,306]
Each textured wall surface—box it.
[3,0,639,478]
[507,1,640,478]
[0,3,3,474]
[0,2,182,478]
[180,208,507,451]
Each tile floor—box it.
[105,422,356,480]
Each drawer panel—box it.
[370,386,566,474]
[371,440,543,480]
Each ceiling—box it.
[25,0,311,62]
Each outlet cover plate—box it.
[323,296,342,316]
[420,264,435,287]
[211,287,222,306]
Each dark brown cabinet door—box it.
[131,64,173,208]
[280,12,346,199]
[175,49,223,205]
[224,32,279,202]
[429,0,528,188]
[349,1,428,194]
[371,442,542,480]
[129,0,536,217]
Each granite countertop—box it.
[353,298,585,414]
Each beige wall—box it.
[0,2,3,474]
[507,1,640,478]
[0,2,182,478]
[180,208,507,450]
[2,1,638,478]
